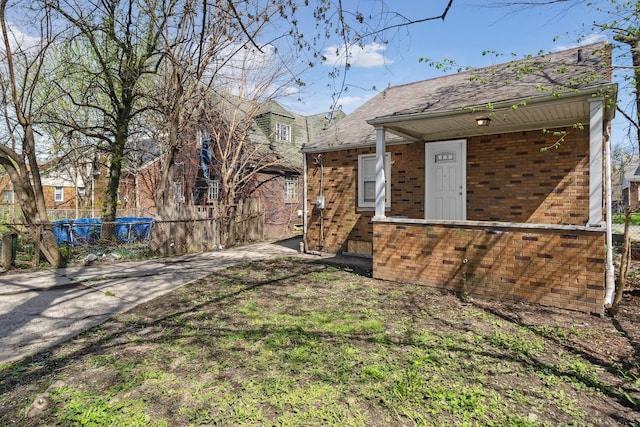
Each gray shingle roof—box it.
[304,42,612,151]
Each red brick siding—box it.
[252,172,303,239]
[43,185,78,210]
[622,182,639,210]
[373,222,605,314]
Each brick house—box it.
[0,159,105,220]
[302,42,618,314]
[620,161,640,211]
[120,101,343,238]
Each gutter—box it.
[366,84,617,126]
[303,152,308,253]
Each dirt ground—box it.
[1,257,639,426]
[472,262,640,381]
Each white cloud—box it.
[0,22,40,53]
[322,43,391,68]
[283,86,299,96]
[212,43,295,98]
[336,95,364,108]
[553,33,608,51]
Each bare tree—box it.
[148,0,272,213]
[0,1,62,266]
[42,0,175,223]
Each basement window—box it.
[2,190,13,203]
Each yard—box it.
[1,257,639,426]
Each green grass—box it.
[0,258,638,426]
[613,213,640,225]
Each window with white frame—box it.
[174,181,183,202]
[208,180,220,201]
[358,153,390,208]
[285,176,298,202]
[1,190,13,203]
[54,186,64,202]
[77,187,86,198]
[275,122,291,142]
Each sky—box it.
[1,0,632,152]
[277,0,633,152]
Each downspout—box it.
[303,152,325,256]
[303,152,308,253]
[319,155,325,249]
[604,125,615,306]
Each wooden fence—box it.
[150,198,264,257]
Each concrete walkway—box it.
[0,238,311,365]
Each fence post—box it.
[1,232,17,270]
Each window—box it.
[275,122,291,142]
[358,153,390,208]
[1,190,13,203]
[174,181,183,202]
[285,176,298,202]
[77,187,86,198]
[54,186,64,202]
[208,180,220,201]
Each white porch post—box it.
[589,98,604,226]
[374,126,386,220]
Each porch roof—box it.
[303,41,616,153]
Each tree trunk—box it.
[610,208,633,316]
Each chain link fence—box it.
[612,211,640,262]
[1,200,266,270]
[0,218,156,269]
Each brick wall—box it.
[306,144,428,253]
[252,172,303,239]
[305,127,590,253]
[43,185,79,210]
[467,129,589,224]
[622,182,639,210]
[373,222,605,314]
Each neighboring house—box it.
[120,100,343,238]
[0,173,15,207]
[302,42,617,314]
[250,101,343,237]
[0,159,104,220]
[620,160,640,211]
[40,166,85,214]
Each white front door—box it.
[425,140,466,220]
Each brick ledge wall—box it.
[373,221,606,314]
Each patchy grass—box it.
[1,258,639,426]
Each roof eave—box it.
[366,83,617,126]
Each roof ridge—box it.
[384,41,609,94]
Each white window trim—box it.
[208,180,220,201]
[174,180,184,202]
[54,186,64,202]
[358,152,390,209]
[285,176,298,202]
[275,122,291,142]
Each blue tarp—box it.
[52,217,153,245]
[114,217,154,243]
[52,218,102,246]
